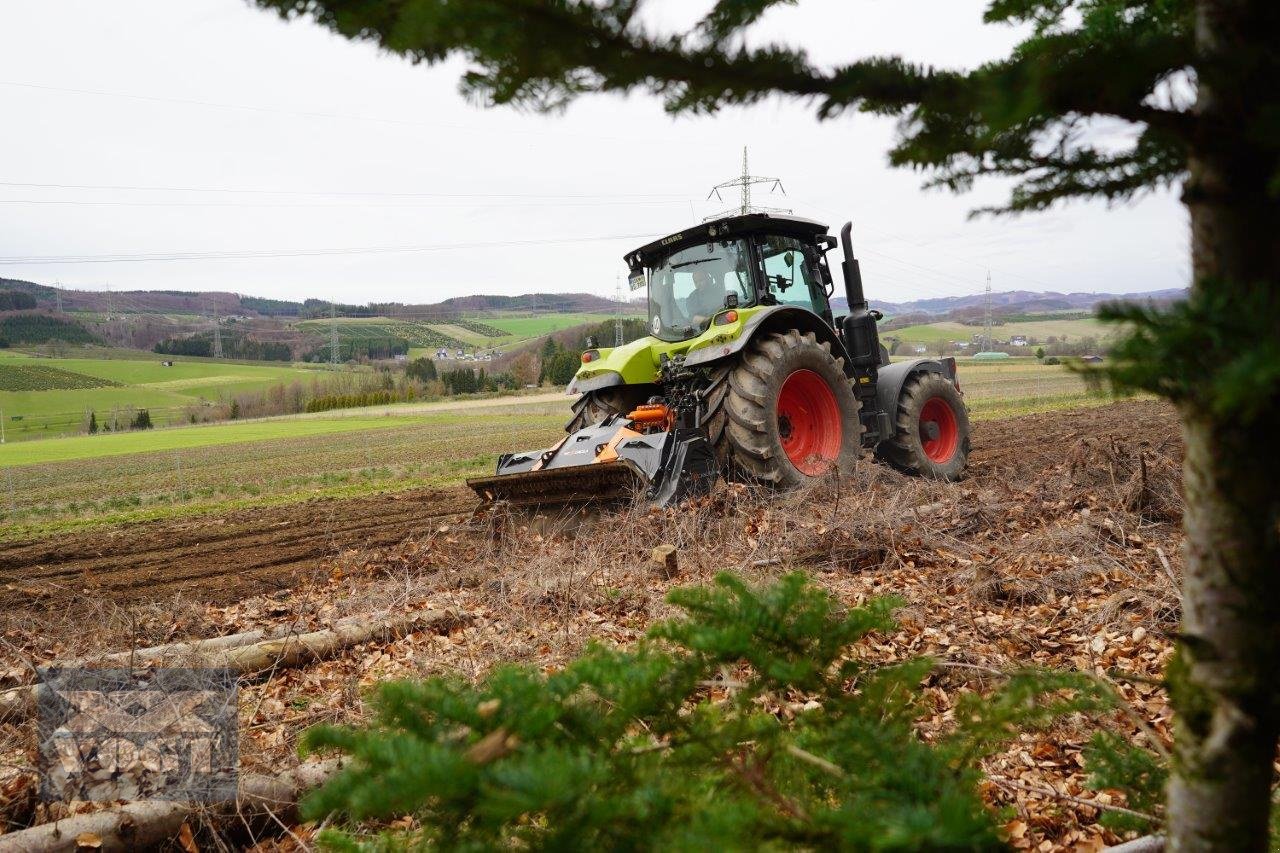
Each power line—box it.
[0,232,661,266]
[0,180,687,200]
[0,80,668,144]
[0,199,684,210]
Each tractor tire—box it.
[565,386,650,432]
[708,329,862,488]
[881,371,970,480]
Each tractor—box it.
[468,214,970,507]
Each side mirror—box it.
[783,251,795,267]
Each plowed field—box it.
[0,401,1175,613]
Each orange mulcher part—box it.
[626,403,674,432]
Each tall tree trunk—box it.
[1167,3,1280,850]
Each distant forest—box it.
[0,291,37,311]
[0,314,98,345]
[154,332,294,361]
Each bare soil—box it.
[0,400,1176,613]
[0,488,477,611]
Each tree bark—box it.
[0,759,341,853]
[1167,3,1280,850]
[0,608,464,725]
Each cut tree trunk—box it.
[0,608,464,725]
[1167,3,1280,850]
[0,759,342,853]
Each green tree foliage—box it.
[1086,732,1169,834]
[0,291,37,310]
[87,411,97,435]
[252,0,1192,213]
[536,339,583,385]
[154,336,213,358]
[305,389,418,414]
[239,295,303,316]
[252,2,1280,845]
[154,333,294,361]
[405,357,438,383]
[577,317,648,348]
[300,336,411,363]
[0,314,97,345]
[301,573,1111,851]
[130,409,153,430]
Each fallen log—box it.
[0,760,342,853]
[1105,835,1164,853]
[0,607,464,724]
[41,606,406,674]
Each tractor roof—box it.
[625,213,828,268]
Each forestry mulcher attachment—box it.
[468,215,970,508]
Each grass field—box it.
[887,317,1112,347]
[0,414,421,466]
[0,360,1109,539]
[0,353,332,439]
[480,313,621,338]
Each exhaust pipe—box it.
[839,221,880,369]
[840,221,867,313]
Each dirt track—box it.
[0,400,1177,613]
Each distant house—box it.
[1080,355,1104,364]
[393,354,407,362]
[1010,335,1028,346]
[913,345,928,354]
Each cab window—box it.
[647,240,753,341]
[758,235,823,314]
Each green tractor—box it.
[468,214,970,507]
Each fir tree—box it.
[300,573,1112,850]
[254,2,1280,843]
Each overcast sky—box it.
[0,0,1189,306]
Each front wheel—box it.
[565,386,651,432]
[882,371,970,480]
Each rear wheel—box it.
[882,371,970,480]
[565,386,650,432]
[709,330,861,488]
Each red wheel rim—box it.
[776,369,842,475]
[919,397,959,463]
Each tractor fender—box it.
[875,357,958,417]
[568,370,624,395]
[683,305,852,374]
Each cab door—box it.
[756,235,833,326]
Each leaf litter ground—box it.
[0,400,1182,851]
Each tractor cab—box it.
[628,214,838,343]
